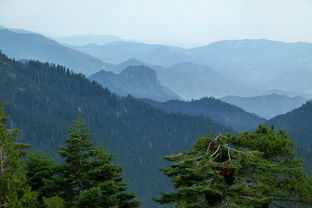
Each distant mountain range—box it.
[56,34,124,46]
[101,58,258,99]
[157,62,259,99]
[221,94,309,119]
[71,38,312,96]
[191,39,312,95]
[0,27,108,75]
[2,26,312,99]
[69,41,193,66]
[141,97,265,131]
[89,65,181,101]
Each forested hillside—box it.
[268,101,312,174]
[141,97,265,131]
[0,52,232,207]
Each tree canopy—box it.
[26,118,140,208]
[155,125,312,208]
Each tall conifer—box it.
[0,104,38,208]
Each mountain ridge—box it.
[89,65,182,101]
[141,97,265,131]
[0,27,108,75]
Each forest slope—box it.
[0,52,231,207]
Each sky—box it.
[0,0,312,47]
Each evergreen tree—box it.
[0,104,38,208]
[155,125,312,208]
[25,153,56,206]
[54,119,140,208]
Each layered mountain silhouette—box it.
[0,27,108,75]
[99,58,258,99]
[190,39,312,94]
[69,41,195,66]
[72,38,312,96]
[221,94,309,119]
[2,26,312,102]
[89,65,181,101]
[141,97,265,131]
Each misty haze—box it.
[1,0,312,207]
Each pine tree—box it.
[0,104,38,208]
[154,125,312,208]
[54,119,140,208]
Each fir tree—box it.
[54,119,140,208]
[0,104,38,208]
[155,125,312,208]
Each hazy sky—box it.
[1,0,311,47]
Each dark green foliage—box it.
[29,119,139,208]
[0,105,38,208]
[142,97,265,131]
[0,52,231,207]
[43,196,64,208]
[155,125,312,208]
[25,153,56,204]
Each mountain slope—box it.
[141,97,265,131]
[268,101,312,174]
[221,94,309,119]
[157,62,259,99]
[0,52,231,207]
[190,39,312,94]
[0,27,106,75]
[268,101,312,134]
[89,65,182,101]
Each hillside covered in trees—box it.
[268,101,312,174]
[0,52,232,207]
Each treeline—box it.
[1,106,312,208]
